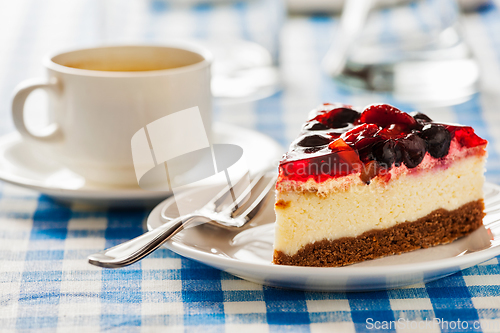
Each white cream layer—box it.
[274,155,485,256]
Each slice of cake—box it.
[273,103,487,267]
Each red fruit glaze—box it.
[279,103,487,184]
[443,125,488,148]
[280,144,362,183]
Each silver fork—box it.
[88,171,277,268]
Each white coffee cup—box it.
[11,44,212,186]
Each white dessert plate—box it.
[148,181,500,292]
[0,123,283,207]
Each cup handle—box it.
[11,77,63,143]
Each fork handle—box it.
[88,214,200,268]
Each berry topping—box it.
[419,124,451,158]
[279,102,487,185]
[411,112,433,123]
[304,121,330,131]
[358,104,416,128]
[398,134,427,168]
[297,134,331,147]
[314,107,360,129]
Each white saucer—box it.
[148,181,500,292]
[0,123,284,207]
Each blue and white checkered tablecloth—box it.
[1,0,500,332]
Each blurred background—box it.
[0,0,499,180]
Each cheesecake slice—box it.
[273,103,487,267]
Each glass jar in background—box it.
[100,0,285,104]
[323,0,479,106]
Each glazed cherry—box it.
[419,124,451,158]
[378,124,408,139]
[297,134,331,147]
[398,134,427,168]
[314,107,360,129]
[371,139,398,168]
[304,121,329,131]
[341,124,379,146]
[358,104,416,128]
[411,112,433,123]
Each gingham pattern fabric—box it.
[1,1,500,332]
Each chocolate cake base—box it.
[273,200,485,267]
